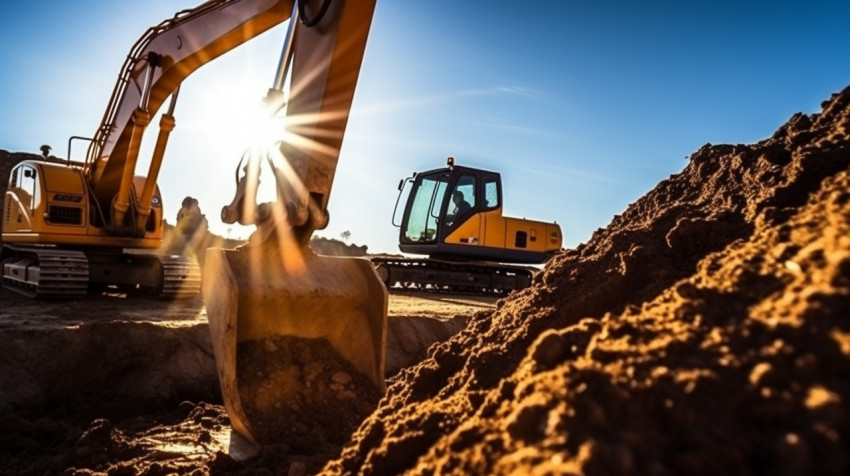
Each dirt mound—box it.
[327,86,850,474]
[310,236,369,257]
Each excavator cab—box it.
[397,162,487,244]
[396,157,562,264]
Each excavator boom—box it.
[200,0,386,446]
[86,0,295,234]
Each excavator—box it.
[373,157,563,294]
[1,0,384,445]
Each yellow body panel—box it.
[2,232,162,249]
[444,207,562,255]
[445,212,483,245]
[3,189,33,230]
[2,160,163,249]
[43,164,86,195]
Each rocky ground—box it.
[1,84,849,474]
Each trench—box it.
[0,297,469,419]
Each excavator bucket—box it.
[194,0,381,447]
[202,245,387,445]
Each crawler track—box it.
[1,245,200,299]
[1,246,89,298]
[159,255,202,298]
[371,256,534,296]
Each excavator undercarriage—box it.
[0,245,200,298]
[372,256,534,296]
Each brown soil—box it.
[236,336,380,446]
[0,285,489,475]
[328,85,850,475]
[2,84,849,474]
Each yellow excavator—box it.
[2,0,384,445]
[373,157,563,294]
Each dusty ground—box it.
[2,84,850,475]
[0,284,493,475]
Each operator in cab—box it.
[446,191,471,226]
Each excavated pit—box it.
[2,84,850,474]
[0,285,481,474]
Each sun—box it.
[195,71,288,148]
[161,67,292,209]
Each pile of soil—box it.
[327,86,850,474]
[1,83,848,474]
[309,237,369,257]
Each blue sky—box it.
[2,1,849,254]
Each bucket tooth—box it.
[203,245,387,445]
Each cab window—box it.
[12,165,39,213]
[484,178,500,209]
[401,172,449,243]
[445,174,476,227]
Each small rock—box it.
[530,330,567,371]
[337,390,357,400]
[749,362,772,385]
[331,371,352,385]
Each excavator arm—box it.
[220,0,376,245]
[86,0,296,234]
[85,0,375,237]
[188,0,386,447]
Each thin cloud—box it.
[517,162,622,185]
[465,119,546,136]
[354,85,539,116]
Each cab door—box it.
[4,164,41,231]
[441,172,477,232]
[399,169,450,244]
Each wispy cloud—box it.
[517,162,622,185]
[464,119,545,136]
[351,85,554,137]
[492,85,545,99]
[354,85,542,116]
